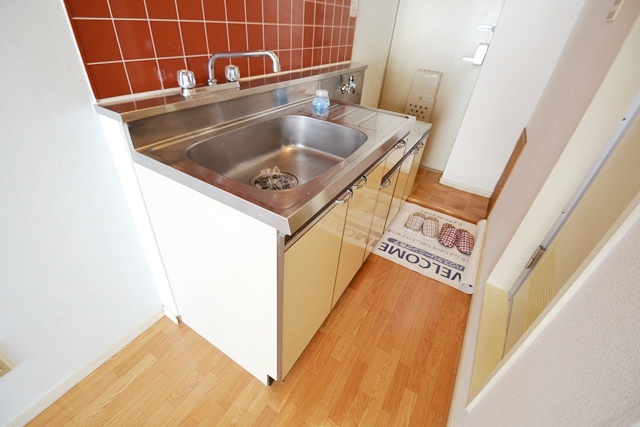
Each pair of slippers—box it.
[404,212,440,239]
[439,223,475,255]
[404,212,475,255]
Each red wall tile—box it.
[126,60,162,92]
[291,25,303,49]
[87,63,130,99]
[114,20,155,60]
[226,0,246,22]
[203,0,227,21]
[206,22,230,53]
[72,20,121,63]
[65,0,110,18]
[279,25,291,50]
[246,0,263,22]
[158,58,188,88]
[109,0,147,19]
[150,21,184,57]
[181,22,208,55]
[146,0,177,19]
[263,0,278,23]
[247,24,264,50]
[291,1,303,25]
[250,56,266,76]
[177,0,204,20]
[264,24,278,50]
[278,0,291,24]
[186,56,211,84]
[228,23,248,51]
[64,0,357,99]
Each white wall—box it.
[449,3,640,425]
[455,203,640,426]
[440,0,586,196]
[454,199,640,427]
[487,6,640,290]
[378,0,504,172]
[482,0,640,290]
[0,2,162,425]
[351,0,400,108]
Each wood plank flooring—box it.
[29,256,470,427]
[29,167,486,426]
[408,168,489,224]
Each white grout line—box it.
[142,0,165,89]
[104,0,133,94]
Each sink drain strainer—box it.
[250,167,298,190]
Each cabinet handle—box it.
[351,176,367,190]
[380,178,392,189]
[394,140,406,150]
[411,143,423,155]
[335,189,353,205]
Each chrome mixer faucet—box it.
[340,75,357,94]
[207,50,281,85]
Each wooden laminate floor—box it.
[408,168,489,224]
[29,167,486,426]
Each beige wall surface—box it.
[480,0,640,291]
[456,203,640,426]
[441,0,585,195]
[351,0,400,108]
[553,115,640,288]
[378,0,504,173]
[450,3,640,425]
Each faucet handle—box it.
[177,69,196,96]
[225,65,240,82]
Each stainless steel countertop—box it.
[96,64,416,236]
[134,99,415,236]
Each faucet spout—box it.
[208,50,281,85]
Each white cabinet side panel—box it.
[135,165,279,383]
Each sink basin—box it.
[187,115,367,189]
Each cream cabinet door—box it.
[333,162,385,307]
[386,155,412,230]
[403,141,425,202]
[282,195,348,378]
[367,167,398,257]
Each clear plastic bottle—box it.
[312,89,330,116]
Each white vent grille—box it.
[404,69,443,123]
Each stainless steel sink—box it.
[186,115,367,189]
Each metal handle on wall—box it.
[462,43,490,66]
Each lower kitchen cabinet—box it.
[282,193,349,377]
[386,154,412,229]
[403,141,426,201]
[366,168,397,259]
[333,161,386,306]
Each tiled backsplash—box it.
[63,0,357,99]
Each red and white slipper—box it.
[438,223,458,248]
[456,229,475,255]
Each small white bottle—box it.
[312,89,330,116]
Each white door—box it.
[377,0,505,171]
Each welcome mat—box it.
[373,201,486,294]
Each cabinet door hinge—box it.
[525,246,546,270]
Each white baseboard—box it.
[8,308,165,427]
[439,178,493,198]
